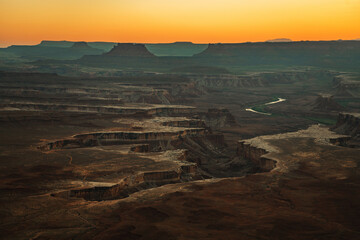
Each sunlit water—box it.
[265,98,286,105]
[245,98,286,115]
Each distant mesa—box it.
[105,43,155,57]
[39,40,73,48]
[195,40,360,61]
[71,42,93,49]
[266,38,292,42]
[38,40,116,51]
[146,42,208,56]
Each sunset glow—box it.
[1,0,359,46]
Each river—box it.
[245,98,286,115]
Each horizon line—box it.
[1,38,360,48]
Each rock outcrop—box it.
[52,149,199,201]
[237,125,349,172]
[59,167,198,201]
[332,113,360,136]
[312,94,344,111]
[105,43,155,57]
[237,141,275,172]
[197,108,237,128]
[331,113,360,147]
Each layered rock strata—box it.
[237,125,349,172]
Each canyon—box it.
[0,41,359,239]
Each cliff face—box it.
[56,165,199,201]
[39,128,207,151]
[331,113,360,144]
[237,141,276,172]
[51,148,199,201]
[198,108,237,129]
[105,43,155,57]
[237,125,351,172]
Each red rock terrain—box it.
[0,71,359,240]
[1,124,359,239]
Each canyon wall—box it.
[53,150,199,201]
[189,70,335,88]
[332,113,360,136]
[237,141,276,172]
[39,128,207,151]
[197,108,237,128]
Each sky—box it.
[0,0,359,47]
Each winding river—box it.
[245,98,286,115]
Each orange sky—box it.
[0,0,359,47]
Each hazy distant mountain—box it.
[74,40,360,72]
[146,42,208,56]
[354,38,360,41]
[1,41,104,60]
[266,38,292,42]
[193,41,360,70]
[39,40,116,51]
[197,41,360,56]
